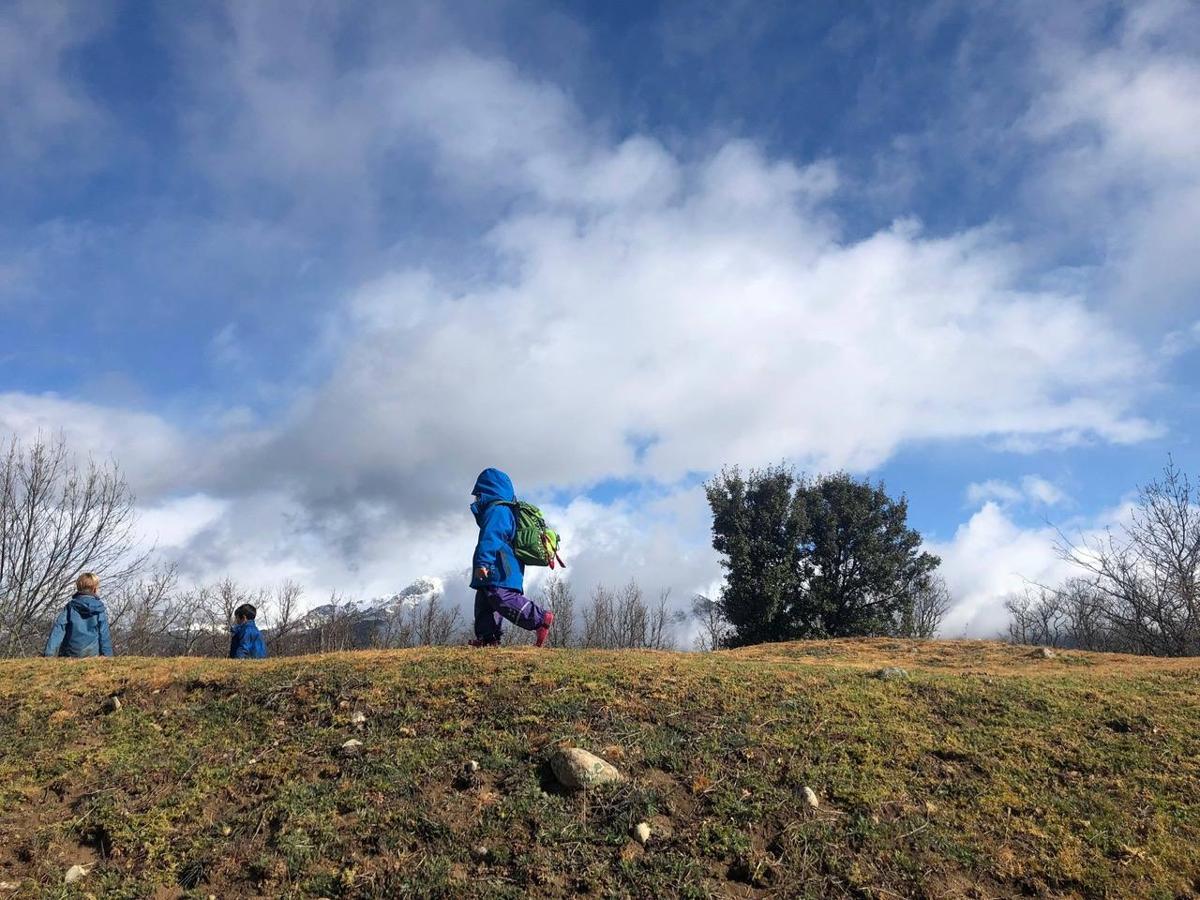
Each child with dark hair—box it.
[469,468,554,647]
[229,603,267,659]
[44,572,113,658]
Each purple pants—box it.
[474,587,548,642]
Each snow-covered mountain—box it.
[300,576,445,626]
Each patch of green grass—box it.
[0,642,1198,897]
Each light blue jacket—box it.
[44,593,113,658]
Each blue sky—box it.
[2,0,1199,636]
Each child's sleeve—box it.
[98,609,113,657]
[43,608,68,657]
[472,504,513,577]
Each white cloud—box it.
[136,494,228,549]
[966,475,1067,508]
[0,393,191,496]
[1021,476,1067,507]
[0,1,109,165]
[1024,0,1200,317]
[252,127,1153,507]
[931,502,1073,638]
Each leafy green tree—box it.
[705,465,807,646]
[705,466,941,646]
[799,472,940,638]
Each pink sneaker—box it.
[535,611,555,648]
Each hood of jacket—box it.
[68,593,105,618]
[471,468,515,519]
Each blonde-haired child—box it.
[44,572,113,658]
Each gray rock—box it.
[1029,647,1057,659]
[874,667,908,680]
[551,747,623,790]
[339,738,363,758]
[471,845,490,861]
[464,759,480,774]
[64,864,89,884]
[632,822,651,845]
[350,711,367,729]
[802,786,820,809]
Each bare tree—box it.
[1055,458,1200,656]
[1005,585,1068,648]
[412,592,463,645]
[581,581,682,650]
[311,593,365,653]
[900,575,953,639]
[262,579,305,656]
[645,589,680,650]
[106,566,182,655]
[542,577,577,647]
[0,435,147,656]
[691,594,732,651]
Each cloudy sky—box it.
[2,0,1198,638]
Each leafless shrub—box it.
[691,594,732,651]
[541,577,577,648]
[580,581,683,650]
[1005,585,1069,648]
[900,575,953,639]
[106,566,183,655]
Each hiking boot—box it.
[535,611,555,648]
[468,637,500,648]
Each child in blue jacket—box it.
[469,468,554,647]
[229,603,267,659]
[44,573,113,658]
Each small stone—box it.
[221,825,232,836]
[550,747,623,790]
[464,759,480,774]
[102,696,121,713]
[874,667,908,681]
[338,699,351,709]
[339,738,363,758]
[803,786,820,809]
[648,815,674,840]
[64,864,89,884]
[1029,647,1057,659]
[619,840,644,862]
[470,845,489,861]
[350,711,367,729]
[0,882,19,893]
[632,822,651,845]
[398,726,416,738]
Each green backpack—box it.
[496,500,566,569]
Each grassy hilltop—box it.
[1,640,1199,899]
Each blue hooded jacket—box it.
[44,593,113,658]
[229,619,267,659]
[470,468,524,593]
